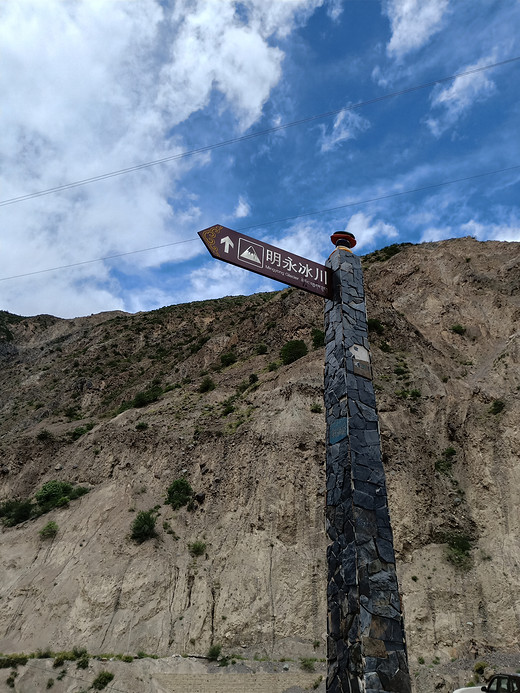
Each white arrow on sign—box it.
[220,236,234,253]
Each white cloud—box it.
[267,222,330,264]
[234,196,251,218]
[461,220,520,243]
[187,262,254,301]
[420,219,520,244]
[384,0,449,59]
[426,56,496,136]
[420,226,454,243]
[319,110,371,152]
[0,0,322,317]
[343,212,399,251]
[326,0,343,22]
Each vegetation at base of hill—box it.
[91,670,114,689]
[207,644,222,661]
[130,509,159,543]
[280,339,308,365]
[166,479,194,510]
[0,655,29,669]
[300,657,317,672]
[0,481,89,528]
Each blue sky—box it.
[1,0,519,318]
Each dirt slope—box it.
[0,237,518,692]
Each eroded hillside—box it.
[0,237,518,692]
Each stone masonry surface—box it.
[324,248,411,693]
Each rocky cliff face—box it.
[0,237,518,690]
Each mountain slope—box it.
[0,237,518,691]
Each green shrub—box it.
[92,671,114,690]
[220,352,237,367]
[207,644,222,661]
[311,328,325,348]
[0,499,34,527]
[0,655,28,668]
[68,422,95,441]
[366,242,412,263]
[451,324,466,335]
[135,421,148,431]
[409,389,421,400]
[256,343,268,355]
[280,340,308,365]
[199,376,215,393]
[37,429,54,442]
[249,373,258,385]
[267,361,279,371]
[35,482,72,508]
[300,657,316,672]
[222,403,235,416]
[46,678,54,689]
[474,661,488,677]
[130,509,158,543]
[367,318,384,335]
[444,531,473,569]
[310,403,322,414]
[34,481,88,513]
[76,655,89,669]
[39,521,58,539]
[133,386,162,408]
[380,341,392,353]
[166,479,193,510]
[489,399,505,415]
[189,540,206,557]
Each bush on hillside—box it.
[130,509,158,543]
[166,479,194,510]
[280,340,308,365]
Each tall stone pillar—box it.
[323,233,410,693]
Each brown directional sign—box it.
[198,224,332,298]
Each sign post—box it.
[198,224,332,298]
[198,225,410,692]
[324,233,410,692]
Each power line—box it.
[0,56,519,209]
[0,162,518,283]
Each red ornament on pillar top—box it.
[331,231,357,251]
